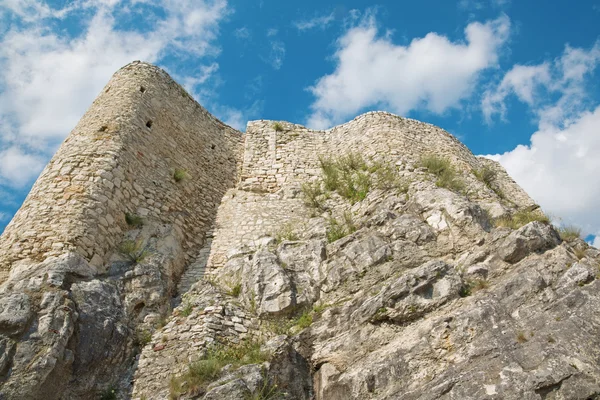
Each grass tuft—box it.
[326,211,357,243]
[493,210,550,230]
[119,239,150,264]
[301,181,327,211]
[125,212,143,228]
[173,168,188,182]
[272,122,284,132]
[274,221,300,243]
[419,155,465,193]
[557,225,582,242]
[169,339,269,399]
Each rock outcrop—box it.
[1,62,599,400]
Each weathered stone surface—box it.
[1,61,598,400]
[498,221,561,263]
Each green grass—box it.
[99,387,118,400]
[125,212,143,228]
[272,122,284,132]
[180,301,193,317]
[169,339,269,399]
[326,212,357,243]
[493,210,550,229]
[557,225,582,242]
[226,282,242,297]
[301,181,327,210]
[420,155,465,193]
[173,168,188,182]
[473,165,496,188]
[274,221,300,243]
[119,239,150,264]
[134,327,152,347]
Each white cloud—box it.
[0,0,231,193]
[294,12,335,31]
[269,40,285,70]
[0,212,8,222]
[459,0,510,10]
[306,14,511,129]
[489,42,600,238]
[233,26,250,40]
[0,146,45,187]
[482,64,551,122]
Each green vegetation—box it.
[246,377,281,400]
[460,279,490,297]
[265,307,318,335]
[274,221,300,242]
[419,155,465,193]
[473,165,505,199]
[169,339,269,399]
[173,168,188,182]
[226,282,242,297]
[557,225,582,242]
[119,239,150,264]
[516,331,528,343]
[272,122,284,132]
[301,181,327,210]
[574,247,587,260]
[99,387,118,400]
[134,327,152,347]
[326,212,357,243]
[125,212,143,228]
[473,165,496,188]
[180,300,193,317]
[492,209,550,229]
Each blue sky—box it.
[1,0,600,243]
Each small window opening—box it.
[146,120,153,128]
[140,86,146,93]
[98,126,108,132]
[211,144,216,150]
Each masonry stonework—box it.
[0,62,243,283]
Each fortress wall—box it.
[240,112,485,193]
[0,62,243,282]
[207,112,536,271]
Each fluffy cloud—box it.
[0,0,231,189]
[306,14,511,129]
[487,42,600,239]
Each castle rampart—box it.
[0,61,243,282]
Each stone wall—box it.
[0,61,243,283]
[207,112,536,272]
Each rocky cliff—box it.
[1,62,599,400]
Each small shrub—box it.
[274,222,300,243]
[119,239,150,264]
[135,328,152,347]
[272,122,284,132]
[295,309,313,330]
[169,339,269,399]
[557,225,582,242]
[319,156,340,191]
[493,210,550,229]
[227,282,242,297]
[125,212,143,228]
[247,376,281,400]
[180,301,193,317]
[301,181,327,210]
[173,168,188,182]
[420,154,451,176]
[473,165,496,188]
[372,162,409,192]
[326,212,357,243]
[419,155,465,193]
[574,247,587,260]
